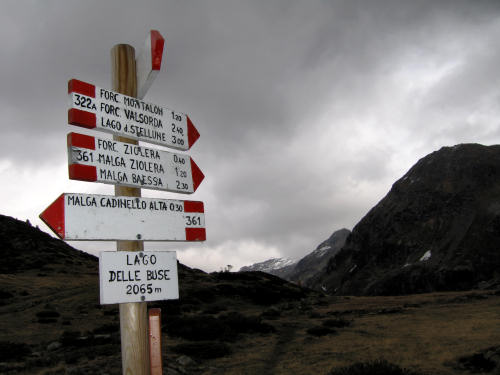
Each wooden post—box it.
[149,308,163,374]
[111,44,150,375]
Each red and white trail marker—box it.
[136,30,165,100]
[39,193,206,241]
[67,132,204,193]
[67,78,200,151]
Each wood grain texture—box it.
[111,43,149,375]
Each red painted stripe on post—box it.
[68,164,97,182]
[68,79,96,97]
[185,228,206,241]
[190,158,204,192]
[184,201,204,213]
[187,116,200,149]
[39,194,65,239]
[67,132,95,150]
[149,308,163,375]
[68,108,97,129]
[150,30,165,71]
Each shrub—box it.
[60,330,84,347]
[261,307,281,319]
[0,291,13,299]
[37,318,58,324]
[36,310,60,318]
[166,315,232,341]
[457,352,496,372]
[92,323,119,334]
[202,303,228,314]
[322,318,351,328]
[307,326,336,337]
[328,359,425,375]
[0,341,31,362]
[171,341,232,359]
[219,312,275,334]
[166,312,274,341]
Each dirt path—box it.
[261,321,301,374]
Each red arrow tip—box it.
[187,116,200,149]
[39,194,65,239]
[190,158,204,192]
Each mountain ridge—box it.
[311,143,500,295]
[239,228,350,287]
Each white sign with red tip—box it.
[39,193,206,241]
[67,78,199,151]
[136,30,165,100]
[67,132,204,193]
[99,251,179,305]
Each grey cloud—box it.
[2,0,500,270]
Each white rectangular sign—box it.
[67,78,200,151]
[39,193,206,241]
[67,132,204,193]
[99,251,179,304]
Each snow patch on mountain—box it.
[239,257,297,273]
[313,245,331,258]
[420,250,431,261]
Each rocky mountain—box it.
[287,228,350,287]
[239,229,350,286]
[239,257,297,278]
[312,144,500,295]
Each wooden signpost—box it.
[67,78,200,150]
[136,30,165,99]
[67,132,204,193]
[39,193,206,241]
[39,30,204,375]
[99,251,179,304]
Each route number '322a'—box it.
[74,94,97,110]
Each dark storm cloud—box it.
[1,0,500,270]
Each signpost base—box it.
[120,303,149,375]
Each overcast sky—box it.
[2,0,500,272]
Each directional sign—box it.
[67,132,204,193]
[99,251,178,304]
[136,30,165,99]
[67,78,200,151]
[39,193,206,241]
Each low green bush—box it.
[0,341,31,362]
[166,312,274,341]
[328,359,425,375]
[171,341,232,359]
[322,318,351,328]
[307,326,336,336]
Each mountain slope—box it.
[0,214,310,374]
[286,228,350,287]
[0,214,97,274]
[238,229,350,285]
[312,144,500,295]
[239,257,297,278]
